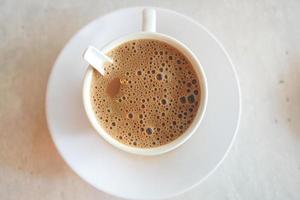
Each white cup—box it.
[82,8,208,156]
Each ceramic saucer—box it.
[46,7,241,199]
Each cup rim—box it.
[82,32,208,156]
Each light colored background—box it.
[0,0,299,199]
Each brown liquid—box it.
[90,39,201,148]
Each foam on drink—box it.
[90,39,201,148]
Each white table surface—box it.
[0,0,299,199]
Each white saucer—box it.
[46,7,241,199]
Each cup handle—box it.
[142,8,156,32]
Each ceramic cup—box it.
[82,8,207,156]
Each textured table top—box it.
[1,0,300,199]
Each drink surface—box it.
[91,39,201,148]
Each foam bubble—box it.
[187,95,195,104]
[128,113,133,118]
[156,73,163,80]
[146,128,153,135]
[161,99,167,105]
